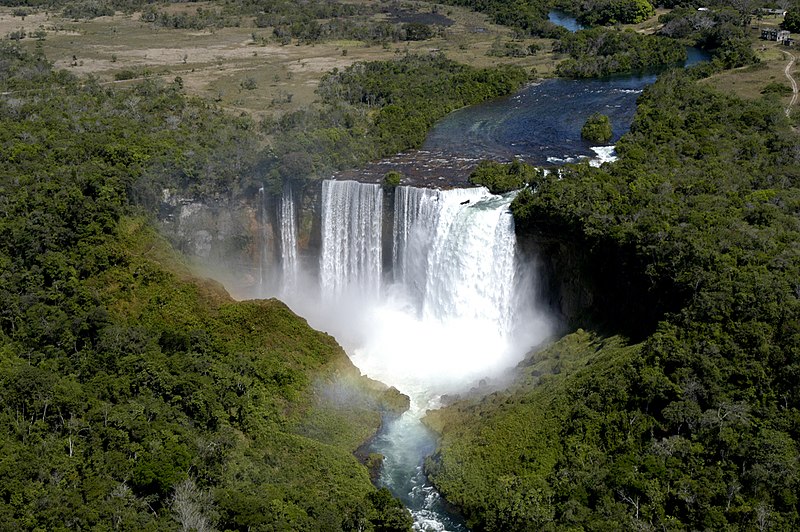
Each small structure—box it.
[761,28,792,44]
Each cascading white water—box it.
[307,181,550,531]
[278,180,550,532]
[392,187,518,332]
[354,186,545,397]
[319,180,383,301]
[392,186,441,309]
[279,185,299,293]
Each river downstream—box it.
[261,14,711,532]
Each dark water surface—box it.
[423,74,650,166]
[337,49,708,187]
[422,47,709,170]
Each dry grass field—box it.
[702,28,797,112]
[4,4,795,121]
[1,2,561,123]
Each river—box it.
[336,50,708,189]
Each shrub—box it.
[581,113,613,142]
[761,81,793,95]
[383,171,402,188]
[469,159,538,193]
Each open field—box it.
[5,4,796,123]
[702,35,796,112]
[2,3,560,123]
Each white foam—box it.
[589,145,618,167]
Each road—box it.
[782,50,798,118]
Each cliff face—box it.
[516,227,682,341]
[516,232,594,331]
[157,183,671,339]
[156,183,325,295]
[157,189,269,294]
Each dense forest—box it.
[426,65,800,530]
[0,28,530,528]
[0,44,415,531]
[2,0,799,530]
[554,27,687,78]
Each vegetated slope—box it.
[427,69,800,529]
[0,44,411,531]
[424,331,642,530]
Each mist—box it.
[238,180,553,530]
[259,181,552,407]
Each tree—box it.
[781,10,800,32]
[579,0,656,26]
[383,171,402,188]
[170,478,216,532]
[403,23,435,41]
[468,158,539,193]
[581,113,613,142]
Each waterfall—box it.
[314,180,542,391]
[257,186,269,292]
[319,180,383,301]
[392,186,441,307]
[393,187,518,334]
[279,185,299,293]
[422,190,517,333]
[309,180,549,532]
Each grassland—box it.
[9,4,792,122]
[701,23,797,112]
[2,2,560,125]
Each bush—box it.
[761,81,793,95]
[577,0,655,26]
[113,67,154,81]
[402,22,435,41]
[781,10,800,33]
[487,40,537,57]
[383,171,402,187]
[468,159,538,193]
[62,1,114,20]
[240,77,258,90]
[581,113,612,142]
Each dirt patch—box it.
[0,11,51,37]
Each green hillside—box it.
[0,43,410,531]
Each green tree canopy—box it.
[581,113,613,142]
[781,9,800,32]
